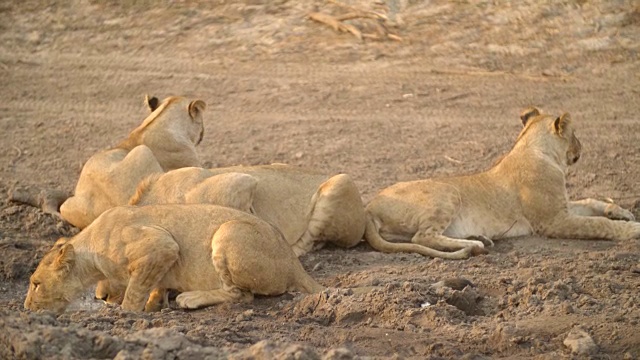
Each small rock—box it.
[113,350,137,360]
[26,31,42,44]
[132,319,150,330]
[295,151,304,159]
[323,347,355,360]
[563,327,597,355]
[432,277,475,291]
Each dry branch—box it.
[308,0,401,42]
[309,12,362,40]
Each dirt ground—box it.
[1,0,640,359]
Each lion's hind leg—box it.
[185,173,258,213]
[176,222,254,309]
[178,219,323,309]
[365,185,487,259]
[292,174,366,256]
[176,288,252,310]
[364,217,483,260]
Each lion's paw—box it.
[605,204,635,221]
[467,235,494,247]
[625,222,640,240]
[176,291,210,309]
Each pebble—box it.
[562,302,574,314]
[563,328,597,355]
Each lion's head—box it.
[117,95,207,171]
[518,107,582,167]
[24,239,83,313]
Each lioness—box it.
[365,108,639,259]
[24,204,323,313]
[60,95,206,228]
[128,165,366,256]
[94,165,365,308]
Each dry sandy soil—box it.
[1,0,640,359]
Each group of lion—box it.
[24,96,640,313]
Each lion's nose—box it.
[95,294,108,302]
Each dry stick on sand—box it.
[308,11,402,41]
[10,146,22,167]
[308,0,402,42]
[308,12,363,40]
[429,68,567,81]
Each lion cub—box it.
[25,204,323,313]
[365,108,639,259]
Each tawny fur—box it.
[25,205,324,313]
[94,165,366,309]
[60,95,206,229]
[365,108,639,259]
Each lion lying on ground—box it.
[93,165,366,308]
[128,165,366,256]
[59,95,206,228]
[364,107,640,259]
[24,204,324,313]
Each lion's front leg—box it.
[539,213,640,241]
[568,198,635,221]
[144,288,169,312]
[120,226,179,312]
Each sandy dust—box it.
[1,0,639,358]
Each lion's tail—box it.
[294,271,325,294]
[364,214,478,260]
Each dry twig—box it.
[308,0,401,42]
[10,145,23,166]
[309,12,362,40]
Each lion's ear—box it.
[145,94,160,112]
[53,237,69,247]
[553,113,571,135]
[54,243,75,273]
[188,100,206,120]
[520,107,541,126]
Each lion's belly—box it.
[445,213,532,239]
[160,259,221,293]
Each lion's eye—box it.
[32,282,40,291]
